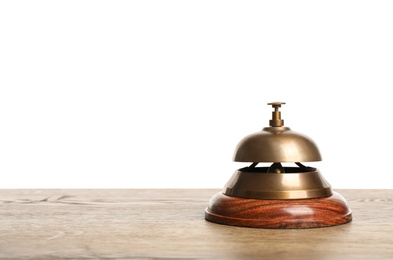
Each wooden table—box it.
[0,189,392,259]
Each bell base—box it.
[205,192,352,229]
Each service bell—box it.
[205,102,352,228]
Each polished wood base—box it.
[205,192,352,229]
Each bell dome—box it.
[233,102,321,163]
[233,126,322,162]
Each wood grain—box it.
[206,191,352,228]
[0,189,392,259]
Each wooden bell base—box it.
[205,192,352,229]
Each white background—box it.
[0,1,392,188]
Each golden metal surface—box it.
[223,167,332,199]
[233,127,322,162]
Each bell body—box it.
[205,102,352,229]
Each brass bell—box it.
[205,102,352,229]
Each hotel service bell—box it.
[205,102,352,228]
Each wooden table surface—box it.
[0,189,392,259]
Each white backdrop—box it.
[0,1,392,188]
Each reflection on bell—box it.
[205,102,352,229]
